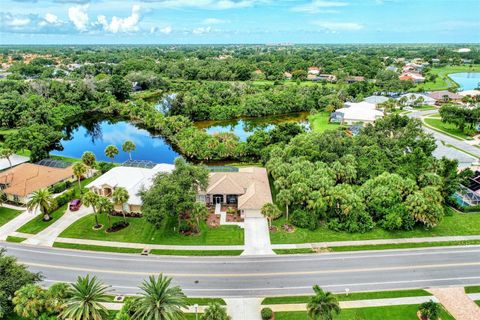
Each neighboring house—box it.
[197,167,273,218]
[333,102,384,125]
[0,163,74,204]
[284,72,292,79]
[428,90,463,103]
[363,95,390,105]
[398,93,436,106]
[386,66,398,72]
[346,76,366,83]
[459,90,480,97]
[308,67,320,75]
[0,154,29,172]
[399,74,414,82]
[307,74,318,80]
[316,74,337,82]
[86,163,174,214]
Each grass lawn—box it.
[274,304,454,320]
[476,300,480,306]
[308,112,340,133]
[328,239,480,252]
[465,286,480,294]
[60,214,244,246]
[0,207,22,226]
[53,242,143,254]
[414,64,480,91]
[150,249,243,256]
[262,289,431,305]
[185,298,226,305]
[270,209,480,244]
[6,236,27,243]
[423,117,470,140]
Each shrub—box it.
[107,221,129,233]
[261,307,273,320]
[55,189,76,207]
[291,209,317,230]
[50,182,67,194]
[97,162,115,174]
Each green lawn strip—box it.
[476,300,480,306]
[53,242,143,254]
[329,239,480,252]
[16,176,98,235]
[445,143,480,159]
[0,207,22,226]
[60,213,244,246]
[423,117,470,140]
[274,248,315,254]
[262,289,431,305]
[185,298,226,306]
[465,286,480,294]
[274,304,454,320]
[270,209,480,244]
[5,236,27,243]
[150,249,243,256]
[308,112,341,133]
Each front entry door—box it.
[213,195,223,204]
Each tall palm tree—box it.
[82,191,101,228]
[190,202,208,231]
[307,285,340,320]
[60,275,110,320]
[0,148,13,168]
[202,303,230,320]
[261,203,281,228]
[122,140,136,161]
[73,162,87,195]
[81,151,96,176]
[131,274,187,320]
[97,196,113,230]
[111,187,129,224]
[27,188,55,221]
[104,145,119,163]
[276,189,293,222]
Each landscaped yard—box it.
[414,64,480,91]
[424,117,470,140]
[270,209,480,244]
[308,112,340,133]
[59,214,244,245]
[0,207,22,226]
[274,304,454,320]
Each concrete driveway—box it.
[242,217,274,256]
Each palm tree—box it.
[307,285,340,320]
[0,190,4,208]
[60,275,110,320]
[97,196,113,230]
[82,191,101,228]
[111,187,129,224]
[13,284,46,319]
[27,188,55,221]
[0,148,13,168]
[44,282,72,315]
[122,140,136,161]
[261,203,281,228]
[276,189,294,222]
[131,274,187,320]
[81,151,96,176]
[104,145,119,163]
[418,300,440,320]
[73,162,87,195]
[202,303,230,320]
[190,202,208,231]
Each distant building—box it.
[308,67,320,75]
[398,93,436,106]
[458,90,480,98]
[428,90,463,102]
[346,76,366,83]
[386,66,398,72]
[332,101,384,125]
[316,74,337,82]
[284,72,292,79]
[456,48,471,53]
[363,95,390,105]
[0,154,29,172]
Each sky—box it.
[0,0,479,45]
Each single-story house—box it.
[197,167,273,218]
[0,163,74,204]
[346,76,366,83]
[458,90,480,97]
[428,91,463,103]
[308,67,320,75]
[332,102,384,125]
[363,95,390,105]
[398,93,436,106]
[86,163,174,213]
[316,74,337,82]
[0,154,29,172]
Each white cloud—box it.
[160,25,172,34]
[68,4,89,31]
[8,18,31,27]
[192,26,212,34]
[292,0,348,14]
[44,13,60,24]
[146,0,265,10]
[96,5,142,33]
[202,18,226,24]
[313,21,364,31]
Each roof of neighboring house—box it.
[399,75,414,81]
[0,163,74,197]
[86,164,175,205]
[398,93,436,103]
[336,102,384,122]
[458,90,480,97]
[308,66,319,70]
[428,91,463,100]
[364,95,390,105]
[347,76,366,82]
[201,167,272,210]
[0,154,29,172]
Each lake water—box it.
[449,72,480,91]
[51,119,179,164]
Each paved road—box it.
[2,243,480,297]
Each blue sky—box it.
[0,0,479,44]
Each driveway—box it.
[242,217,274,256]
[0,207,37,240]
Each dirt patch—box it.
[282,224,295,233]
[92,224,104,231]
[269,225,278,233]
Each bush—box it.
[97,162,115,174]
[50,181,67,194]
[107,221,129,233]
[291,209,317,230]
[261,307,273,320]
[55,188,76,207]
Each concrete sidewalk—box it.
[242,217,275,256]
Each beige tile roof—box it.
[0,163,73,197]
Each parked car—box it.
[69,199,82,211]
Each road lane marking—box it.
[21,260,480,278]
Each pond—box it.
[195,112,310,142]
[449,72,480,91]
[51,118,179,164]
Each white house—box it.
[363,95,390,106]
[86,164,174,213]
[398,93,436,106]
[333,102,384,125]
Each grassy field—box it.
[150,249,243,256]
[274,304,454,320]
[423,117,470,140]
[262,289,431,305]
[53,242,143,254]
[465,286,480,294]
[270,209,480,244]
[0,207,21,227]
[60,214,244,246]
[308,112,341,133]
[6,236,27,243]
[414,64,480,91]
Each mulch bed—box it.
[226,213,243,222]
[207,213,220,228]
[282,224,295,233]
[269,225,278,233]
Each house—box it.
[86,163,174,213]
[386,66,398,72]
[459,90,480,98]
[428,91,463,103]
[329,112,344,123]
[316,74,337,82]
[284,72,292,79]
[400,72,425,83]
[346,76,366,83]
[332,102,384,125]
[363,95,390,106]
[0,163,74,204]
[0,154,29,172]
[308,67,320,75]
[197,167,273,218]
[399,75,414,82]
[307,74,318,80]
[398,93,436,106]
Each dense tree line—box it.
[439,104,480,136]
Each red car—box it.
[69,199,82,211]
